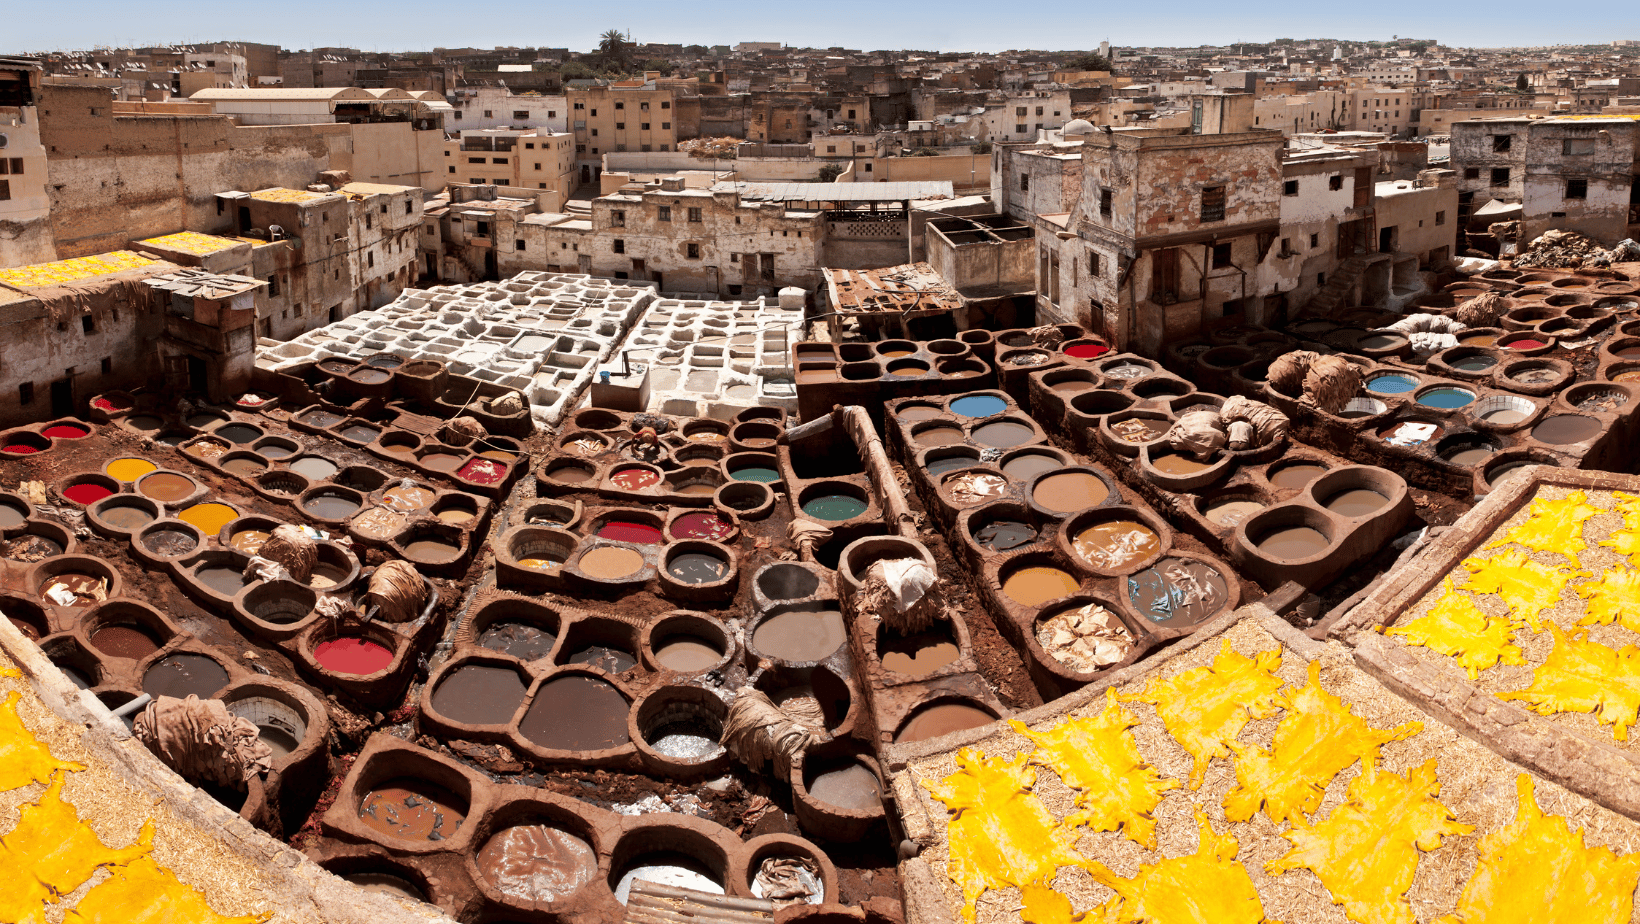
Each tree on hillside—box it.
[597,29,631,70]
[1516,72,1530,91]
[1068,53,1111,72]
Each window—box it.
[688,207,702,223]
[612,210,625,227]
[516,239,526,251]
[613,239,625,254]
[1491,167,1510,186]
[1566,178,1588,200]
[526,143,535,149]
[1211,242,1233,268]
[1016,106,1027,116]
[1035,106,1044,116]
[662,101,671,109]
[591,129,598,137]
[641,123,650,131]
[615,102,624,110]
[658,206,671,222]
[513,110,528,119]
[661,122,670,130]
[493,157,508,164]
[1435,211,1446,225]
[1099,188,1112,218]
[1020,174,1029,191]
[101,357,112,375]
[640,102,650,110]
[534,162,541,170]
[1464,167,1480,180]
[863,163,871,172]
[1015,124,1026,135]
[615,123,625,130]
[845,108,853,118]
[469,178,484,184]
[18,383,32,406]
[1492,134,1512,152]
[1328,174,1343,191]
[0,179,9,201]
[1283,179,1298,196]
[367,252,374,268]
[0,158,21,175]
[686,243,700,259]
[1089,252,1101,277]
[1564,138,1596,155]
[1280,237,1292,255]
[268,275,279,297]
[81,314,95,334]
[483,110,493,118]
[1200,185,1226,222]
[453,111,463,120]
[573,102,584,110]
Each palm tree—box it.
[598,29,630,70]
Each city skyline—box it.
[5,0,1636,55]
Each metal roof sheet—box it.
[722,181,953,202]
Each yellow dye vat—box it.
[177,503,238,536]
[105,458,157,483]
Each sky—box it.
[5,0,1637,54]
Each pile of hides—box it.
[439,416,487,447]
[722,690,820,780]
[1219,396,1288,450]
[363,560,426,623]
[1266,350,1320,397]
[1302,354,1361,414]
[1384,312,1467,355]
[133,695,271,789]
[1164,410,1226,460]
[1514,228,1613,269]
[1451,291,1505,327]
[260,525,316,583]
[854,558,945,633]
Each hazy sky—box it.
[6,0,1635,54]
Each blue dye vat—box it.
[1416,387,1476,410]
[1365,374,1418,395]
[950,394,1008,418]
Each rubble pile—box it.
[1513,229,1616,269]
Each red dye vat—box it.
[597,520,664,544]
[610,467,660,490]
[1065,343,1109,359]
[63,483,113,505]
[91,398,115,411]
[671,512,734,541]
[457,458,507,485]
[3,445,39,454]
[1506,339,1545,350]
[43,425,89,439]
[314,637,394,675]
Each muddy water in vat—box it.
[196,566,248,597]
[431,665,527,725]
[668,552,728,585]
[1002,567,1080,606]
[1031,472,1108,514]
[807,762,883,813]
[1204,498,1262,527]
[1072,520,1160,570]
[1532,414,1602,445]
[290,457,338,481]
[304,493,361,520]
[1111,419,1169,444]
[382,485,435,511]
[478,622,556,661]
[1127,558,1230,627]
[654,637,723,672]
[99,505,155,531]
[896,703,994,742]
[230,529,270,555]
[359,778,466,843]
[973,520,1036,552]
[1325,489,1389,517]
[579,546,645,579]
[1258,526,1330,559]
[478,824,597,903]
[565,645,636,672]
[1001,452,1061,482]
[1269,463,1327,490]
[520,675,631,751]
[404,536,459,560]
[90,625,161,661]
[896,406,942,423]
[913,425,965,447]
[1150,454,1213,476]
[753,607,846,662]
[971,420,1034,448]
[880,627,960,677]
[143,653,229,698]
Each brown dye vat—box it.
[879,627,960,678]
[753,608,846,662]
[1258,526,1330,558]
[230,529,270,555]
[1151,454,1212,475]
[795,368,838,384]
[973,520,1036,552]
[1204,499,1262,527]
[675,484,717,497]
[405,537,459,560]
[1446,447,1493,466]
[547,464,594,483]
[90,625,161,661]
[359,779,466,843]
[520,676,631,751]
[382,485,436,511]
[1071,521,1160,570]
[138,472,194,502]
[1111,419,1169,443]
[971,421,1035,448]
[477,825,597,903]
[1532,414,1601,444]
[1325,489,1389,517]
[1128,559,1229,627]
[1001,567,1080,606]
[196,566,247,597]
[912,425,965,447]
[40,573,105,607]
[421,453,464,473]
[100,506,155,531]
[142,653,229,698]
[579,546,644,579]
[222,457,266,478]
[353,508,407,540]
[654,638,723,672]
[1051,379,1096,394]
[141,527,198,557]
[1031,473,1109,513]
[1001,452,1062,481]
[431,665,527,725]
[565,646,636,672]
[897,405,942,422]
[290,457,338,481]
[896,703,993,742]
[1269,463,1327,489]
[479,622,556,661]
[807,762,882,813]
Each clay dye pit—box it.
[478,825,597,903]
[520,675,631,751]
[1111,419,1169,444]
[971,421,1035,447]
[807,762,883,813]
[63,483,114,505]
[229,529,270,555]
[382,485,436,511]
[1031,472,1109,513]
[1577,391,1628,414]
[106,458,156,482]
[142,653,229,698]
[2,534,63,561]
[340,425,381,443]
[290,457,339,481]
[1505,338,1546,351]
[1071,520,1160,570]
[594,518,669,547]
[1150,454,1212,476]
[1258,525,1330,558]
[0,504,26,529]
[89,625,161,661]
[478,621,557,661]
[257,443,296,460]
[1481,408,1530,425]
[1050,379,1096,394]
[610,468,660,491]
[126,415,163,432]
[303,494,361,520]
[896,703,994,742]
[1459,334,1499,347]
[178,503,237,535]
[299,411,344,428]
[1358,334,1403,350]
[1269,463,1327,489]
[945,472,1008,505]
[354,508,408,540]
[1205,498,1262,527]
[753,608,847,662]
[973,520,1037,552]
[314,637,394,675]
[184,441,228,461]
[432,665,527,725]
[1001,452,1062,481]
[141,527,198,557]
[359,780,465,843]
[644,711,724,761]
[579,546,645,579]
[801,494,867,521]
[40,573,105,607]
[1036,603,1133,673]
[1380,420,1443,446]
[1417,387,1476,410]
[1127,559,1229,627]
[404,537,459,560]
[897,406,942,423]
[1533,414,1602,444]
[912,425,965,447]
[1102,362,1149,379]
[1452,356,1497,372]
[98,505,155,531]
[730,466,781,483]
[614,854,723,904]
[653,637,723,672]
[1365,374,1418,395]
[42,424,88,439]
[1325,488,1389,517]
[195,567,247,597]
[1001,566,1080,606]
[215,424,261,444]
[670,512,734,541]
[1064,343,1109,358]
[1444,445,1495,466]
[879,627,960,677]
[137,473,194,503]
[668,551,728,584]
[458,459,507,485]
[566,645,637,672]
[222,458,267,478]
[950,395,1008,418]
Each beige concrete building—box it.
[0,61,53,266]
[448,87,568,131]
[444,129,576,208]
[567,77,680,185]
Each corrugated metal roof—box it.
[190,87,373,101]
[622,881,773,924]
[723,181,953,202]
